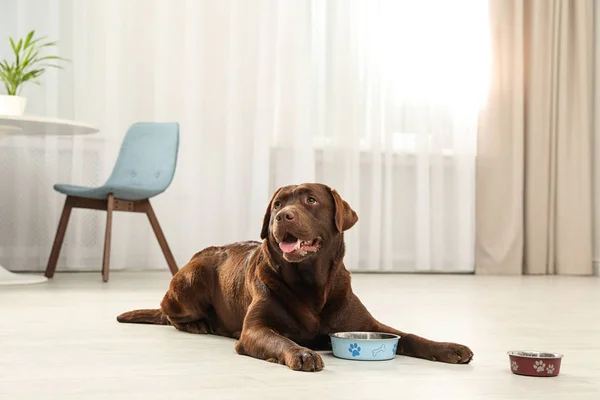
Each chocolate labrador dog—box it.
[117,183,473,371]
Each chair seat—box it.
[54,183,165,201]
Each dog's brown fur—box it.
[117,183,473,371]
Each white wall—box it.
[594,1,600,276]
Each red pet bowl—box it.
[507,351,563,377]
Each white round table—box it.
[0,115,99,285]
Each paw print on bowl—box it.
[511,361,519,371]
[546,364,555,375]
[533,360,546,372]
[392,342,398,355]
[348,343,361,357]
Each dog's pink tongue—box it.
[279,239,300,253]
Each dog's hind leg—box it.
[167,315,211,334]
[159,260,216,335]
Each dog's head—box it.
[260,183,358,262]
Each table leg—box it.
[0,265,48,285]
[0,130,48,285]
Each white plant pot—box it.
[0,95,27,116]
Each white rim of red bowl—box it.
[507,351,563,359]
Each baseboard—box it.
[595,261,600,276]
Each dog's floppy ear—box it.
[328,187,358,232]
[260,188,283,240]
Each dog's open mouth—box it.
[279,233,322,255]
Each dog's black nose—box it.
[276,210,295,222]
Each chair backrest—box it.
[105,122,179,195]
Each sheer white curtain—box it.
[0,0,488,273]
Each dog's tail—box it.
[116,309,170,325]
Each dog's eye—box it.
[273,201,282,209]
[307,197,317,204]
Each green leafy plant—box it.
[0,30,67,96]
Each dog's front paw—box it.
[430,343,473,364]
[284,347,324,372]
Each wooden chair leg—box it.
[101,194,115,282]
[45,196,74,278]
[143,200,179,276]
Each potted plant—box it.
[0,30,66,116]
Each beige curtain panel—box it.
[476,0,594,275]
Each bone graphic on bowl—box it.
[372,344,386,357]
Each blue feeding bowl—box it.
[330,332,400,361]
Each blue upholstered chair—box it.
[45,122,180,282]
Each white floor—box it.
[1,272,600,400]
